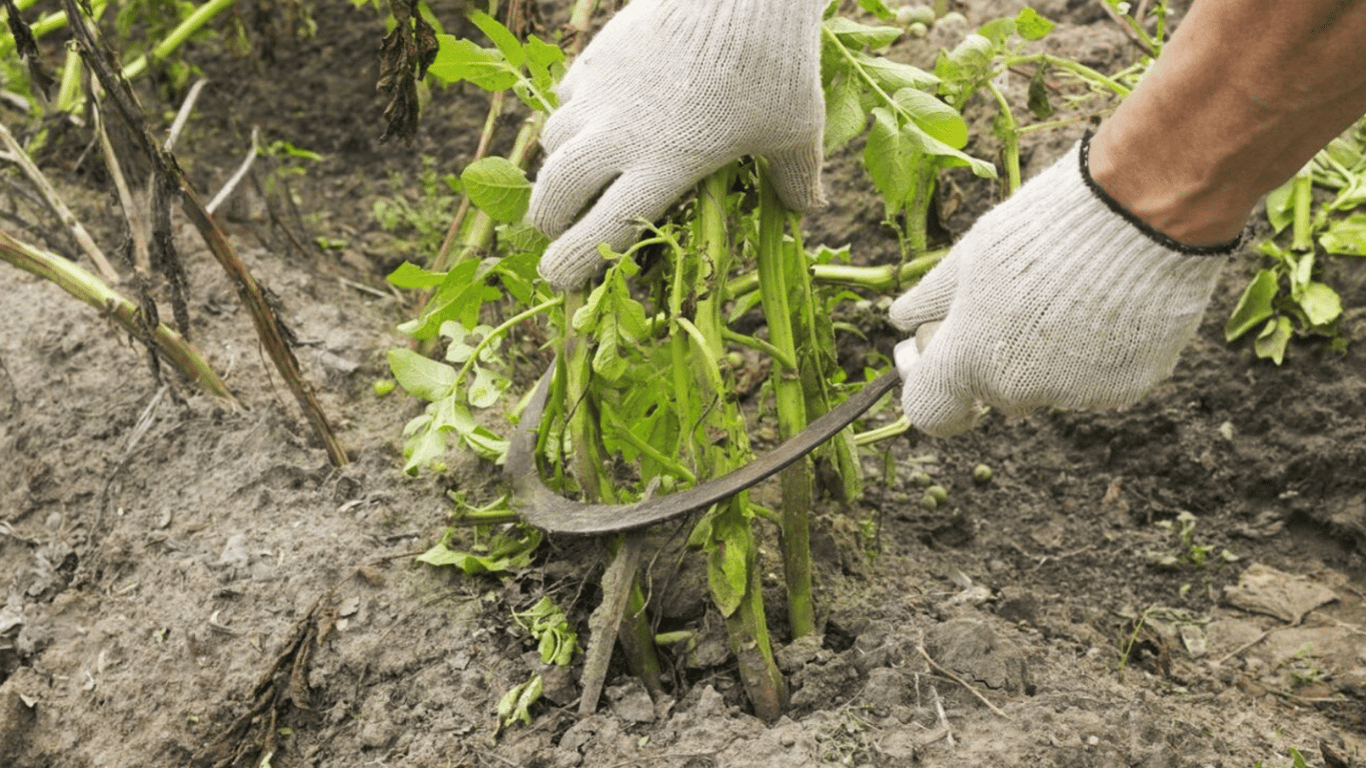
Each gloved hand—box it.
[529,0,827,290]
[890,135,1235,437]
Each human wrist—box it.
[1084,128,1247,252]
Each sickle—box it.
[505,362,902,534]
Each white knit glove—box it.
[529,0,827,289]
[890,136,1235,437]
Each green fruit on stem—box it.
[926,485,949,503]
[973,464,993,485]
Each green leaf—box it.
[858,0,896,20]
[467,9,524,67]
[945,33,994,75]
[825,16,902,49]
[1015,8,1055,40]
[429,35,519,91]
[468,365,508,408]
[1264,176,1296,234]
[462,157,532,222]
[893,88,968,148]
[706,515,751,618]
[1224,269,1279,341]
[524,34,566,69]
[388,348,458,401]
[858,53,939,92]
[401,412,449,475]
[1298,281,1342,327]
[863,107,913,211]
[1254,316,1293,365]
[823,74,866,153]
[902,119,997,177]
[1318,212,1366,255]
[976,18,1016,46]
[386,261,447,289]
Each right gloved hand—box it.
[529,0,828,290]
[890,135,1235,437]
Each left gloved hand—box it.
[529,0,828,290]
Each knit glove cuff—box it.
[890,134,1237,437]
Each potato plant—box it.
[387,2,1126,721]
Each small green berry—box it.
[911,471,933,488]
[926,485,949,503]
[919,493,939,510]
[907,21,929,37]
[373,379,396,397]
[895,5,936,26]
[973,464,993,485]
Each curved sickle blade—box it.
[506,363,902,535]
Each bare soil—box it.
[1,2,1363,767]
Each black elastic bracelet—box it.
[1078,131,1245,256]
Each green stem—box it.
[55,46,84,113]
[755,167,816,639]
[120,0,238,81]
[723,250,948,301]
[986,81,1021,195]
[1291,168,1314,252]
[0,0,107,61]
[563,289,612,502]
[720,328,795,372]
[854,416,910,446]
[451,295,562,392]
[1002,54,1131,98]
[601,407,697,486]
[693,169,784,721]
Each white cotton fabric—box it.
[530,0,827,289]
[889,141,1229,437]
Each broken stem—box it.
[0,229,237,403]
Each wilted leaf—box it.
[1224,268,1278,342]
[2,0,54,99]
[1318,212,1366,255]
[1254,316,1293,365]
[1297,281,1342,327]
[1027,65,1053,119]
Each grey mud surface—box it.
[1,1,1363,766]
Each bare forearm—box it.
[1089,0,1366,245]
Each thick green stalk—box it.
[120,0,238,81]
[563,290,611,502]
[690,169,785,721]
[754,169,816,639]
[785,217,861,503]
[986,81,1022,195]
